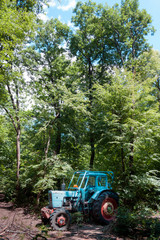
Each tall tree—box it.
[70,1,104,168]
[0,0,46,189]
[101,0,155,67]
[93,65,160,175]
[0,55,27,188]
[24,19,71,156]
[70,0,154,169]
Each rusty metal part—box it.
[41,207,54,219]
[57,216,66,227]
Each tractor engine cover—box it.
[48,190,77,208]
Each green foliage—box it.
[0,115,17,199]
[71,212,84,225]
[114,207,160,238]
[20,155,72,195]
[93,66,160,174]
[1,166,17,201]
[70,1,103,65]
[0,0,37,64]
[118,171,160,209]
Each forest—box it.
[0,0,160,238]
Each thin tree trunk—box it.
[88,58,95,169]
[129,114,135,171]
[15,82,21,189]
[16,128,21,189]
[129,140,134,169]
[90,133,95,169]
[129,67,136,172]
[4,106,21,188]
[36,192,41,207]
[4,79,21,189]
[55,118,61,155]
[45,132,51,159]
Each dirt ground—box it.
[0,194,151,240]
[0,200,126,240]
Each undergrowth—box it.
[111,207,160,239]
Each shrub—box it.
[113,207,160,239]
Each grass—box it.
[1,216,8,220]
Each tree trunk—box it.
[36,192,41,206]
[129,143,134,169]
[88,58,95,169]
[128,67,136,172]
[129,124,134,173]
[55,118,61,155]
[45,132,51,159]
[16,128,21,189]
[90,132,95,169]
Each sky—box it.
[39,0,160,51]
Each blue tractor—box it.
[41,170,119,230]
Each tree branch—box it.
[3,107,17,133]
[6,81,17,111]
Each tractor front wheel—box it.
[50,208,71,230]
[92,191,118,225]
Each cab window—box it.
[87,176,95,187]
[81,177,87,188]
[98,177,106,187]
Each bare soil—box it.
[0,194,149,240]
[0,201,125,240]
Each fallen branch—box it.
[0,212,16,235]
[5,229,35,238]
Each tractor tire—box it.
[50,208,71,231]
[92,191,119,225]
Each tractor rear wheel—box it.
[50,208,71,230]
[92,191,118,225]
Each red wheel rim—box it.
[101,197,118,221]
[57,215,66,227]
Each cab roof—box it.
[74,170,112,177]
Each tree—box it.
[0,53,30,188]
[23,19,88,164]
[0,0,46,189]
[101,0,155,67]
[100,0,154,169]
[70,1,105,168]
[31,19,70,155]
[70,0,154,168]
[0,0,37,65]
[93,59,160,175]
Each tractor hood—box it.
[48,190,78,208]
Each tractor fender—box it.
[89,189,119,203]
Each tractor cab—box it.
[68,170,114,201]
